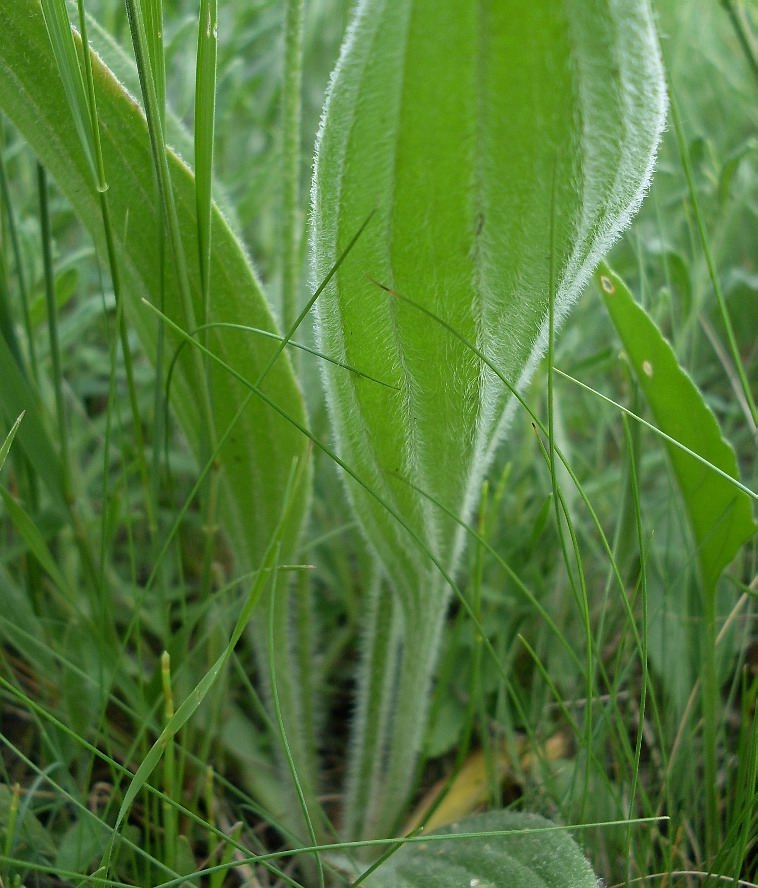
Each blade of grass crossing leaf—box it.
[280,0,304,333]
[195,0,218,316]
[0,137,37,380]
[37,165,71,490]
[555,368,756,501]
[38,0,96,178]
[142,0,166,124]
[167,322,397,393]
[0,412,23,473]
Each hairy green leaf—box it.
[313,0,666,601]
[0,0,310,569]
[312,0,666,839]
[597,263,756,591]
[365,811,597,888]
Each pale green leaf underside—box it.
[366,811,598,888]
[0,0,309,568]
[597,264,756,591]
[312,0,667,604]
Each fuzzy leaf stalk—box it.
[311,0,666,843]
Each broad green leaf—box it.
[365,811,597,888]
[597,264,756,591]
[312,0,666,840]
[0,0,309,569]
[312,0,666,601]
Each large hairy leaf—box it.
[312,0,667,841]
[312,0,667,608]
[0,0,309,569]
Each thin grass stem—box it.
[280,0,305,334]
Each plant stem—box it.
[342,571,402,842]
[280,0,304,334]
[0,136,37,381]
[720,0,758,86]
[346,569,448,845]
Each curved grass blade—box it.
[0,412,23,473]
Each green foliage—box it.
[0,0,310,571]
[0,0,755,886]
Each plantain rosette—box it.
[312,0,666,840]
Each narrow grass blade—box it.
[195,0,218,313]
[38,0,96,178]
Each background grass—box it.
[0,0,756,886]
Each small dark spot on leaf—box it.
[600,275,615,294]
